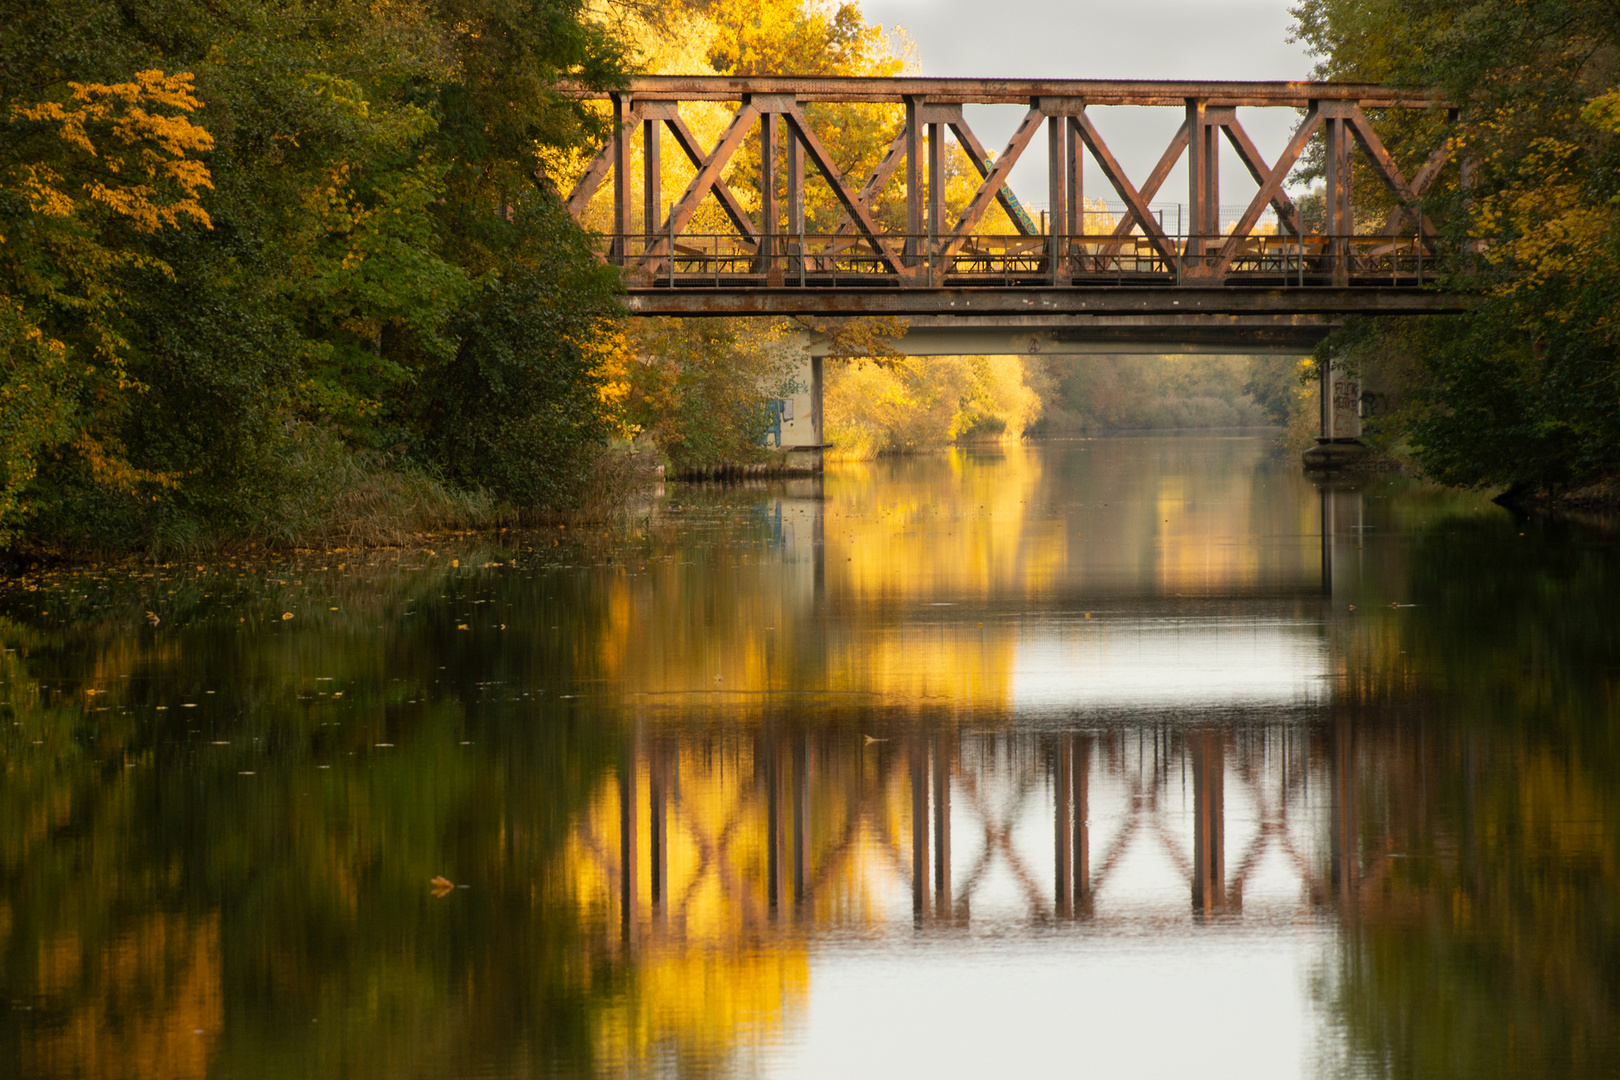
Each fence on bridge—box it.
[562,77,1458,302]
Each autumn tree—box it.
[1291,0,1620,495]
[1,0,631,551]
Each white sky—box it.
[858,0,1320,224]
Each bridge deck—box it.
[623,284,1470,317]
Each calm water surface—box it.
[3,436,1618,1079]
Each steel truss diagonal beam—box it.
[1346,107,1452,237]
[1072,111,1179,265]
[945,107,1044,252]
[948,119,1038,237]
[1097,119,1187,256]
[1213,105,1324,276]
[567,101,642,217]
[662,114,762,243]
[833,128,907,237]
[1382,139,1456,236]
[1221,117,1303,235]
[663,101,762,251]
[782,103,905,274]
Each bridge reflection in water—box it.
[552,444,1382,1070]
[596,718,1360,947]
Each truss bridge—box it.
[564,76,1471,331]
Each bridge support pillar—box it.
[1047,115,1067,284]
[927,121,943,283]
[1184,99,1222,276]
[765,730,784,913]
[1303,356,1369,468]
[933,731,952,918]
[642,116,660,261]
[1329,719,1359,908]
[620,737,639,942]
[650,741,669,927]
[904,97,922,267]
[786,122,804,280]
[793,732,809,908]
[1054,734,1090,916]
[1065,118,1083,261]
[610,93,630,264]
[760,111,780,283]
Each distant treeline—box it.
[1031,354,1300,435]
[822,352,1306,459]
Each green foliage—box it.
[1290,0,1620,494]
[0,0,632,552]
[422,203,623,507]
[622,316,795,473]
[1321,512,1620,1079]
[1032,354,1282,434]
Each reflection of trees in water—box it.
[1319,515,1620,1079]
[0,551,631,1079]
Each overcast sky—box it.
[856,0,1319,222]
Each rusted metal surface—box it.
[621,286,1473,317]
[565,76,1461,315]
[563,75,1447,108]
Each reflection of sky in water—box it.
[796,733,1329,1080]
[1010,618,1329,713]
[784,938,1318,1080]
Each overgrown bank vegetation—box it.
[1291,0,1620,500]
[2,0,632,554]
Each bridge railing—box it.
[600,232,1440,289]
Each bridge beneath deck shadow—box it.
[564,76,1471,351]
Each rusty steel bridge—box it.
[564,76,1468,340]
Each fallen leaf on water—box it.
[430,875,455,898]
[282,612,294,621]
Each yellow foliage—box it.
[702,0,908,77]
[11,70,215,233]
[1583,89,1620,135]
[0,70,213,531]
[824,354,1043,460]
[1472,137,1617,329]
[574,321,637,415]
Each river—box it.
[2,434,1617,1079]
